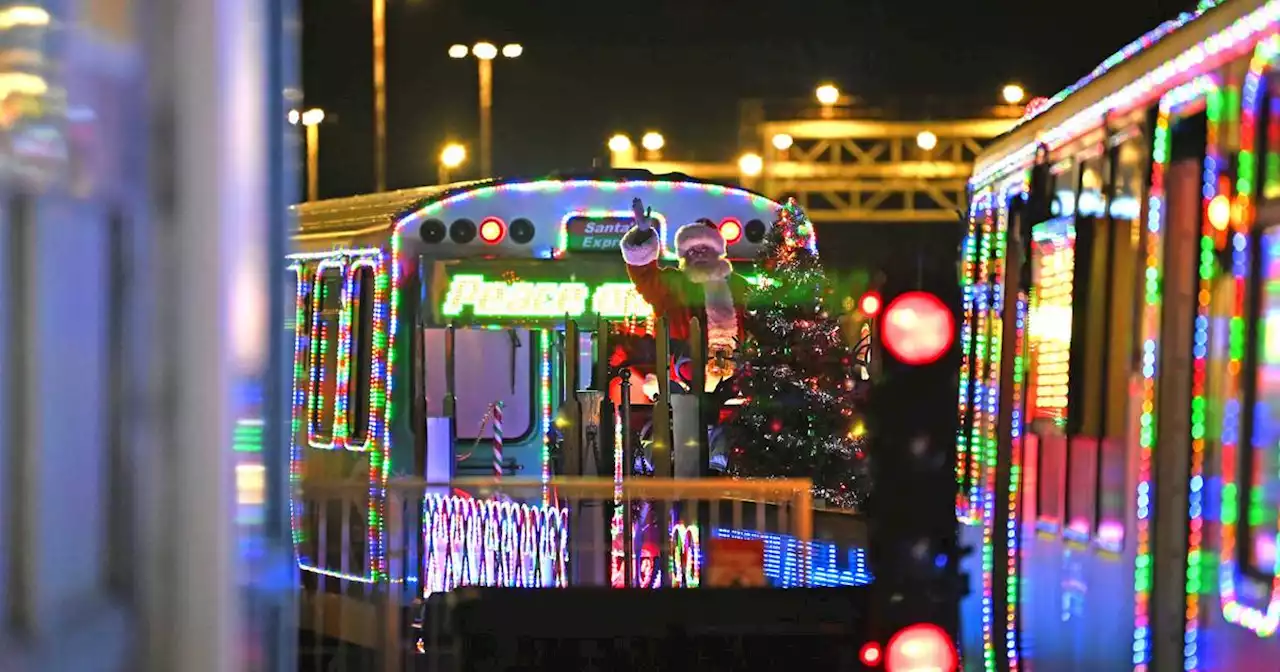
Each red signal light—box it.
[859,641,883,666]
[885,623,956,672]
[859,290,882,317]
[880,291,954,366]
[479,217,506,244]
[719,218,743,244]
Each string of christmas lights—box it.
[288,247,394,582]
[1219,34,1280,638]
[392,178,785,257]
[957,188,988,521]
[975,1,1280,186]
[1132,75,1219,672]
[420,494,569,597]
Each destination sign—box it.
[563,213,663,253]
[441,274,653,320]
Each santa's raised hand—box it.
[632,197,652,230]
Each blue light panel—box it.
[711,528,873,587]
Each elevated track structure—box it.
[611,96,1026,223]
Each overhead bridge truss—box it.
[612,114,1019,224]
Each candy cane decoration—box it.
[493,401,504,483]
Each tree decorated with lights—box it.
[725,198,869,509]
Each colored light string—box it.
[394,178,786,255]
[1132,75,1219,672]
[1007,289,1028,670]
[710,529,873,587]
[1219,33,1280,638]
[540,329,552,505]
[288,263,307,550]
[305,257,344,449]
[1016,2,1224,128]
[288,247,395,582]
[979,179,1017,672]
[1185,77,1223,672]
[969,194,996,523]
[957,188,987,521]
[420,494,569,597]
[975,1,1280,186]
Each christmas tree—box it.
[725,199,869,509]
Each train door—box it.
[1141,100,1208,671]
[421,324,539,477]
[1193,62,1280,670]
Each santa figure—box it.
[620,197,747,387]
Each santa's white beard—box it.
[680,256,732,283]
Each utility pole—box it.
[372,0,387,192]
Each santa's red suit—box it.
[619,219,748,359]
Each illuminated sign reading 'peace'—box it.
[441,274,654,319]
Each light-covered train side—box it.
[959,1,1280,670]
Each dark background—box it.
[298,0,1201,274]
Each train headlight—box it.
[479,217,506,244]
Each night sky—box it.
[299,0,1200,277]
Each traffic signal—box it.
[863,264,963,659]
[858,289,882,318]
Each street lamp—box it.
[607,134,634,166]
[916,130,938,151]
[373,0,387,191]
[816,83,840,120]
[290,107,325,202]
[439,142,467,184]
[641,131,664,159]
[450,41,522,178]
[738,152,763,177]
[1002,83,1026,105]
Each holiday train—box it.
[289,171,876,646]
[957,0,1280,669]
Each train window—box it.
[1077,156,1107,217]
[1064,155,1109,540]
[1050,159,1076,218]
[424,328,534,442]
[578,331,594,390]
[1029,217,1074,528]
[347,265,375,445]
[1244,225,1280,576]
[1095,135,1145,550]
[307,268,343,445]
[1028,217,1074,427]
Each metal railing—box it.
[295,476,814,671]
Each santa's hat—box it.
[674,218,727,258]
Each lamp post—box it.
[816,83,840,119]
[1002,83,1026,105]
[641,131,664,161]
[373,0,386,191]
[439,142,467,185]
[450,42,522,178]
[607,133,634,166]
[289,108,325,202]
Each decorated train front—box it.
[288,176,783,588]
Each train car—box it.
[288,170,789,641]
[958,1,1280,669]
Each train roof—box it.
[290,169,777,237]
[973,0,1258,183]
